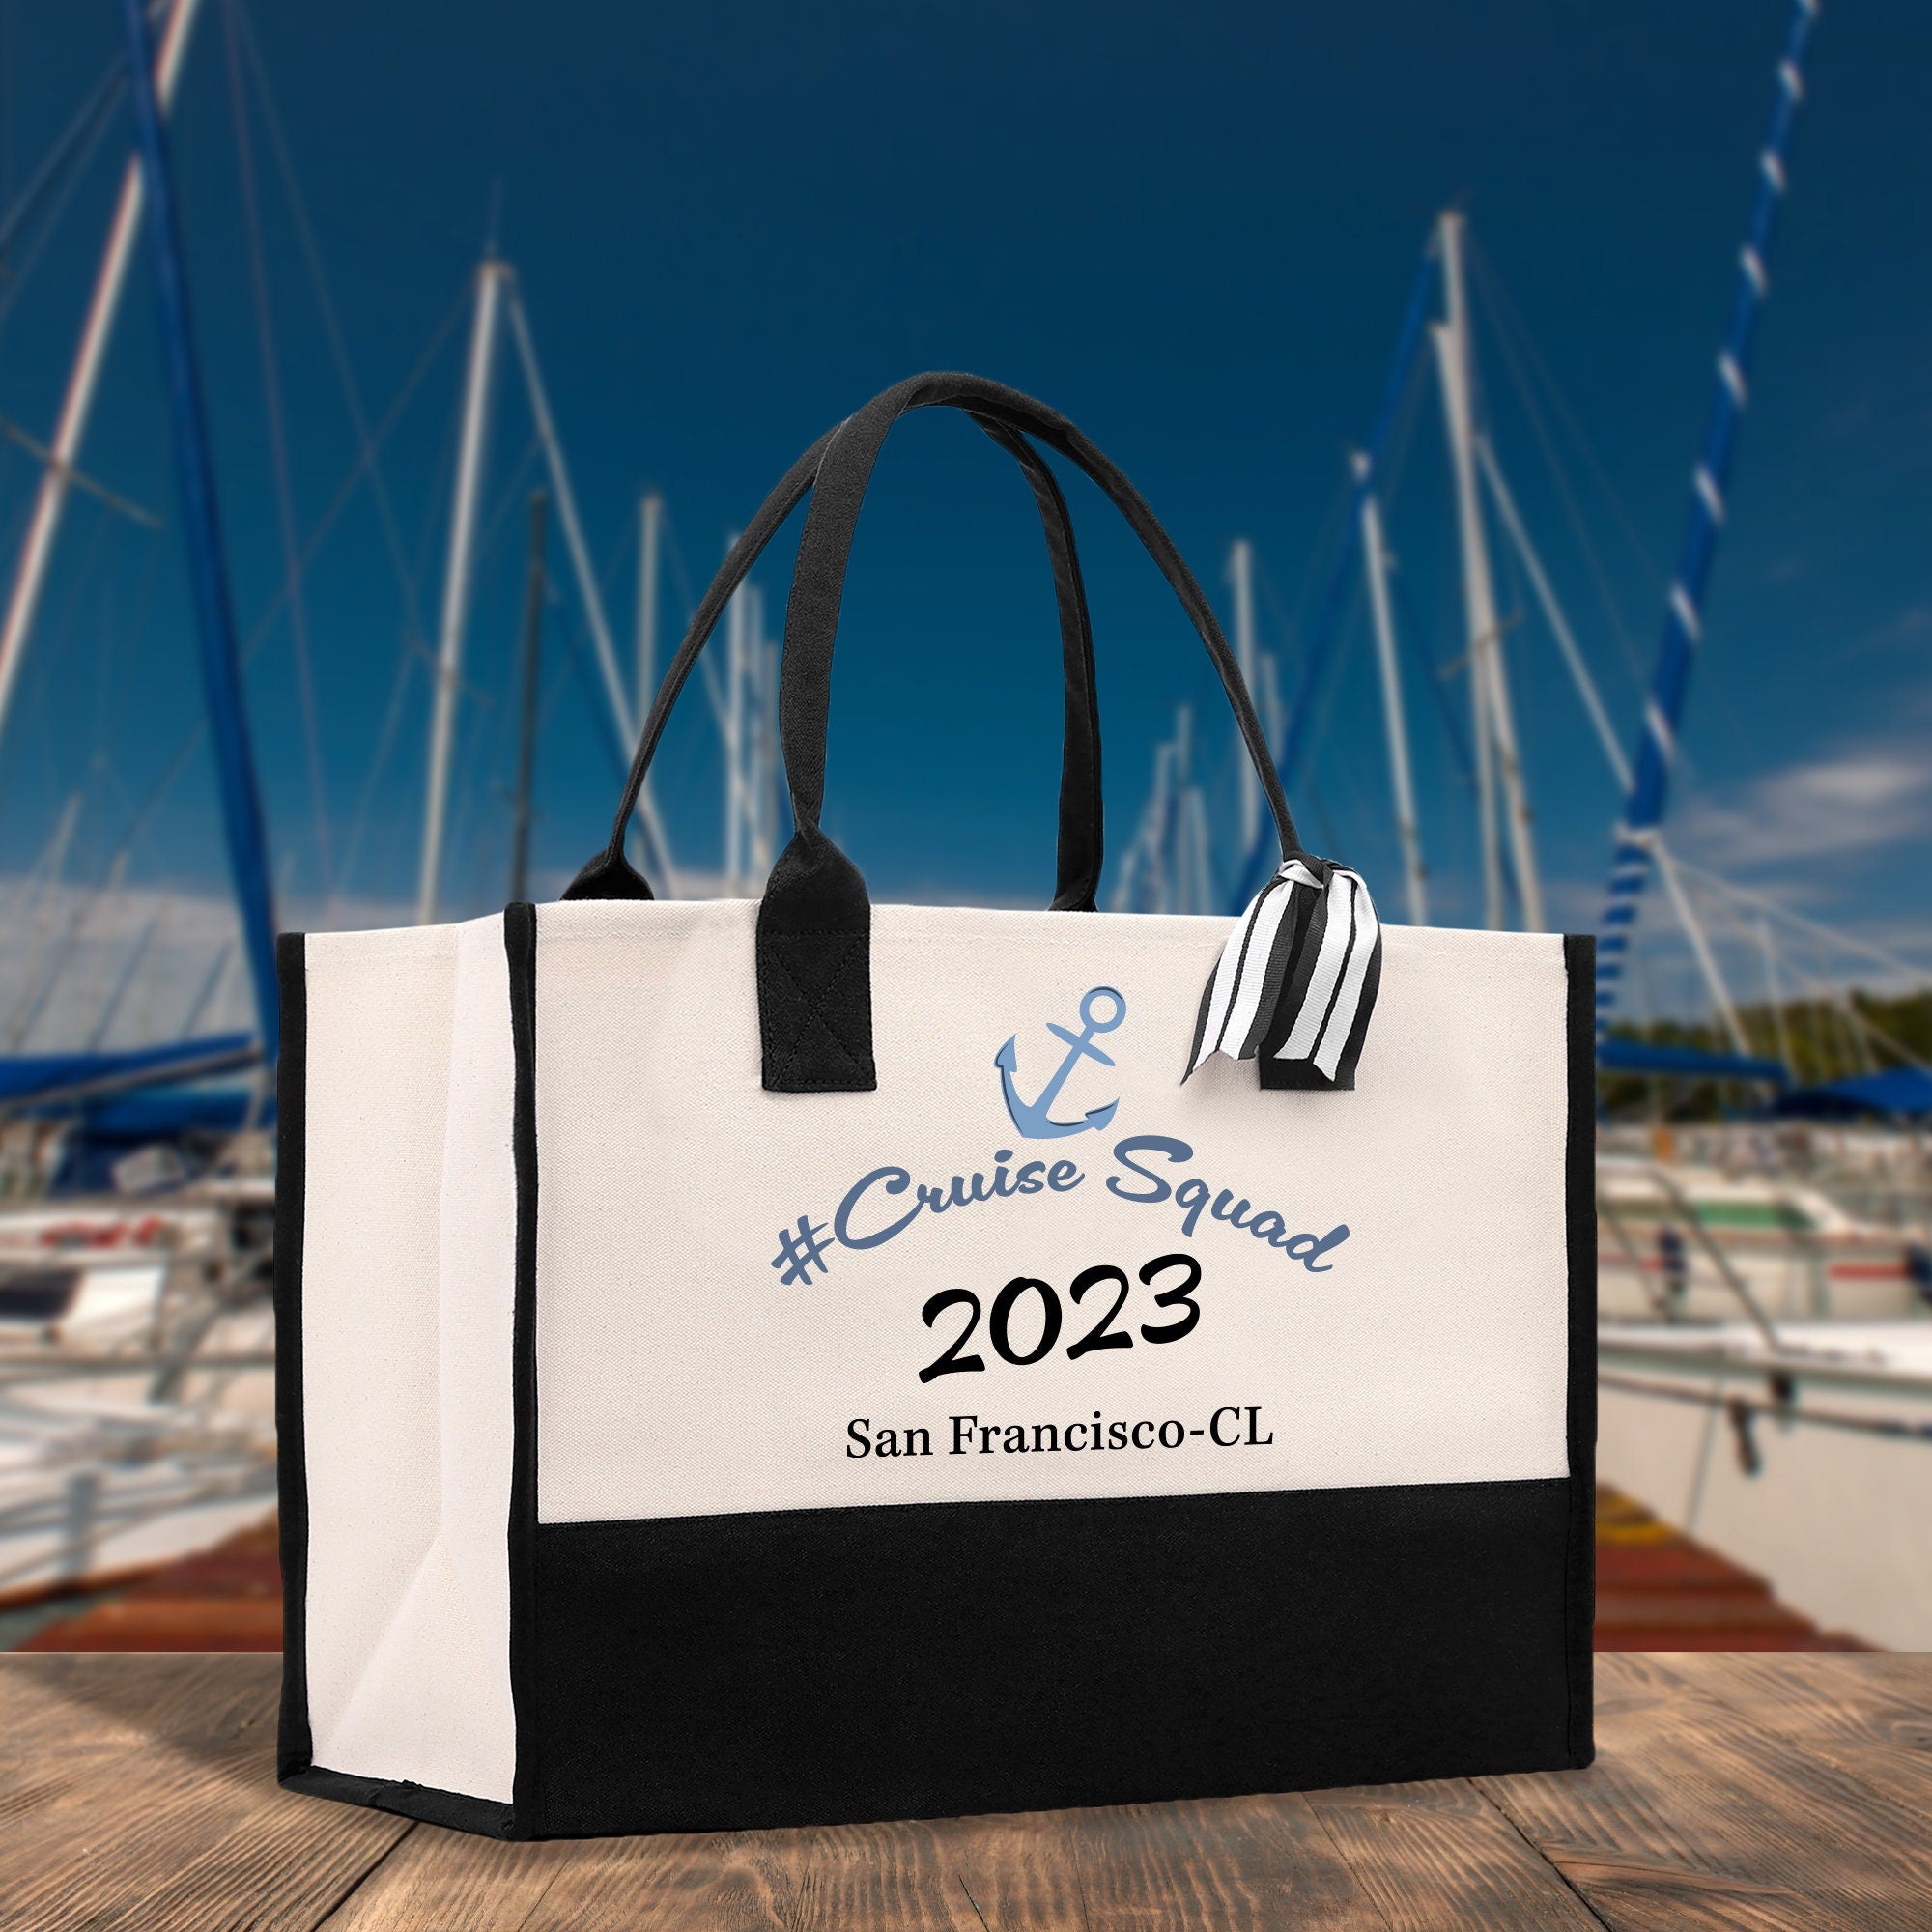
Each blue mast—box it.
[1229,240,1438,908]
[119,0,280,1055]
[1595,0,1820,1036]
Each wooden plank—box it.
[314,1826,577,1931]
[0,1654,407,1932]
[1479,1652,1932,1931]
[483,1820,816,1932]
[0,1652,247,1770]
[21,1522,283,1652]
[62,1794,411,1932]
[523,1789,1385,1932]
[1065,1791,1385,1931]
[8,1655,1930,1929]
[1591,1487,1863,1652]
[788,1794,1376,1932]
[791,1811,1062,1932]
[1305,1777,1602,1931]
[1662,1653,1932,1835]
[792,1812,1061,1932]
[0,1654,286,1885]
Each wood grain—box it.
[789,1811,1055,1932]
[514,1821,811,1932]
[1307,1776,1604,1930]
[1064,1790,1383,1931]
[3,1653,1929,1931]
[0,1655,406,1932]
[1481,1652,1932,1931]
[1682,1651,1932,1831]
[315,1829,575,1932]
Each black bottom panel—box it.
[282,1765,518,1838]
[532,1477,1586,1838]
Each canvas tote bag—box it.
[275,373,1596,1841]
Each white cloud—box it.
[1677,750,1932,871]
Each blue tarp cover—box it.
[71,1088,270,1137]
[0,1033,257,1105]
[1773,1067,1932,1120]
[47,1084,270,1195]
[1597,1037,1789,1084]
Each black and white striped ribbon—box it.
[1184,856,1383,1090]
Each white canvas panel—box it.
[533,901,1572,1523]
[300,917,517,1802]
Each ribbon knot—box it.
[1184,855,1383,1091]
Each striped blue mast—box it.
[1228,240,1439,910]
[120,0,279,1055]
[1596,0,1820,1037]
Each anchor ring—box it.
[1080,986,1125,1033]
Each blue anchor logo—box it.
[997,986,1126,1140]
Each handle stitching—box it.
[760,935,875,1088]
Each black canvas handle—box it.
[777,376,1296,856]
[566,413,1105,910]
[573,374,1304,1095]
[750,375,1301,1092]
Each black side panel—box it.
[533,1476,1573,1838]
[504,903,543,1835]
[273,932,311,1780]
[1562,933,1599,1766]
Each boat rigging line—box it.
[228,0,431,657]
[221,0,331,915]
[0,0,203,776]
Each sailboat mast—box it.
[501,279,677,888]
[119,0,279,1051]
[1597,0,1821,1035]
[1354,454,1426,926]
[416,258,505,926]
[0,0,204,765]
[509,490,548,905]
[1435,210,1543,933]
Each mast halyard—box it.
[0,0,205,774]
[1225,244,1439,911]
[502,276,678,890]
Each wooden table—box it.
[3,1654,1928,1930]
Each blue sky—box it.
[1,1,1927,1010]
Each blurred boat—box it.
[0,0,288,1621]
[1598,1154,1931,1323]
[1599,1321,1932,1649]
[1595,1114,1932,1648]
[0,1172,276,1608]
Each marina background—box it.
[5,1,1930,937]
[1,0,1928,1652]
